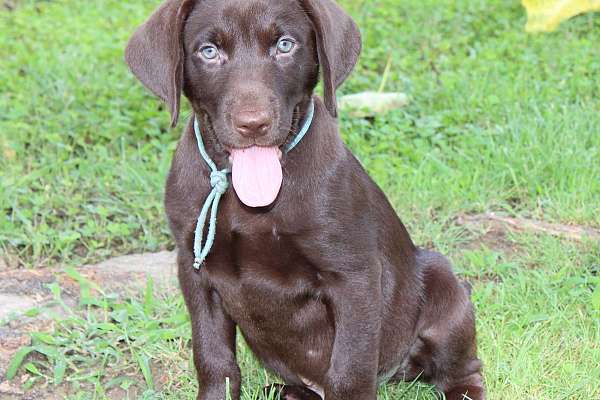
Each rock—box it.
[83,250,177,290]
[0,294,36,321]
[338,92,409,118]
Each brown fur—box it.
[125,1,485,399]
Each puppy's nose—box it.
[233,110,271,138]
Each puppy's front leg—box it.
[323,265,382,400]
[178,252,241,400]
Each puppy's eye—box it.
[276,38,295,54]
[199,45,218,60]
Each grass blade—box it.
[136,353,154,390]
[54,358,67,385]
[6,346,34,380]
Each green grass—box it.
[1,0,599,399]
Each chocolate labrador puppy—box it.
[125,0,485,399]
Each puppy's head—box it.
[125,0,360,147]
[126,0,360,207]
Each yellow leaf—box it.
[522,0,600,32]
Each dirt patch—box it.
[454,213,521,258]
[457,212,600,242]
[0,251,178,399]
[460,224,518,255]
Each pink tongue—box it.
[230,146,283,207]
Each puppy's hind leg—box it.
[404,250,486,400]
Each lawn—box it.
[0,0,599,399]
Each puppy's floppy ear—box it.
[300,0,361,118]
[125,0,196,128]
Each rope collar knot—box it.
[192,98,315,270]
[210,170,229,194]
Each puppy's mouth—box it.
[226,146,283,161]
[200,104,304,208]
[225,106,305,208]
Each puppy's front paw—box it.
[445,384,485,400]
[263,383,322,400]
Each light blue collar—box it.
[192,98,315,270]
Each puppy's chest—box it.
[208,213,325,324]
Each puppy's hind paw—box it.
[263,383,322,400]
